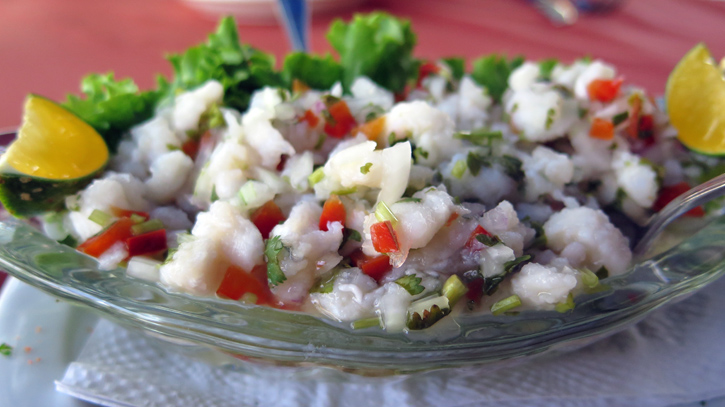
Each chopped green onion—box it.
[451,159,467,179]
[442,275,468,305]
[351,316,382,330]
[176,232,194,245]
[308,167,325,186]
[240,292,258,304]
[238,181,257,206]
[129,213,146,224]
[331,186,358,196]
[131,219,164,235]
[491,294,521,316]
[555,293,575,313]
[374,201,398,226]
[360,162,373,174]
[88,209,113,227]
[578,268,599,288]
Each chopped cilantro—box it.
[395,274,425,295]
[441,57,466,81]
[475,233,501,247]
[413,147,429,161]
[0,343,12,356]
[264,236,287,287]
[210,185,219,202]
[471,54,524,103]
[612,111,629,126]
[467,152,524,183]
[545,108,556,130]
[360,162,373,174]
[342,228,362,244]
[503,255,531,273]
[538,58,559,80]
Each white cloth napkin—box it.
[56,276,725,407]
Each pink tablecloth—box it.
[1,0,725,287]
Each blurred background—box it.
[1,0,725,129]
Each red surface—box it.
[1,0,725,286]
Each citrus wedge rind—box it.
[666,43,725,155]
[0,95,109,217]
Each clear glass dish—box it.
[1,216,724,375]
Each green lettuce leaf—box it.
[441,57,466,81]
[282,52,343,90]
[327,12,417,93]
[164,16,283,112]
[63,73,160,151]
[471,54,524,103]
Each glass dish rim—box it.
[1,216,725,374]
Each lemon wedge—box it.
[666,43,725,155]
[0,95,108,217]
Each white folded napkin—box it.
[56,276,725,407]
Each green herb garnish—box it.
[395,274,425,295]
[264,236,287,287]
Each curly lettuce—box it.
[327,12,418,93]
[63,73,160,151]
[164,16,283,112]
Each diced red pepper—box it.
[126,229,167,257]
[465,225,492,249]
[251,200,286,239]
[370,221,400,254]
[589,118,615,140]
[445,212,460,227]
[394,85,411,103]
[276,154,289,172]
[181,139,200,160]
[216,264,275,305]
[319,195,346,231]
[652,182,705,217]
[323,100,357,138]
[416,61,441,89]
[587,78,623,103]
[349,250,392,282]
[465,276,484,303]
[110,207,150,221]
[300,109,320,128]
[77,217,136,258]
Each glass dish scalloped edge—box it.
[1,216,724,376]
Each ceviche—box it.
[0,13,720,333]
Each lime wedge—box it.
[0,95,108,217]
[666,43,725,155]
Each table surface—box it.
[1,0,725,284]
